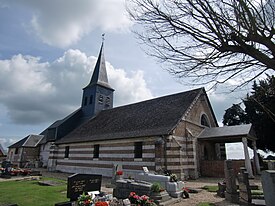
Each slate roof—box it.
[8,134,44,148]
[8,136,29,148]
[22,135,44,147]
[39,108,96,145]
[198,124,256,142]
[83,42,114,90]
[56,88,205,144]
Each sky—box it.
[0,0,264,158]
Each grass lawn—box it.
[201,185,218,192]
[0,177,69,206]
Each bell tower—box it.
[81,40,114,117]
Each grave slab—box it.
[261,170,275,206]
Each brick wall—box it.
[51,137,158,177]
[200,160,245,178]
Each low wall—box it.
[200,160,245,178]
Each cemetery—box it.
[1,159,275,206]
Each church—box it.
[7,42,260,179]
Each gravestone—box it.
[224,160,239,203]
[137,171,184,198]
[67,173,102,201]
[261,170,275,206]
[217,181,226,198]
[237,168,252,205]
[1,160,12,178]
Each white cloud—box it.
[0,49,153,125]
[15,0,133,47]
[0,137,16,151]
[108,64,153,106]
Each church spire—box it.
[81,38,114,117]
[85,35,113,90]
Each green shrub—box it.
[201,185,218,192]
[151,182,163,193]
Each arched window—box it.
[201,114,210,127]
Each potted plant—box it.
[151,182,162,193]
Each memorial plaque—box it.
[67,173,102,201]
[143,167,149,173]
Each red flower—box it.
[95,201,108,206]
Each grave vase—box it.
[116,175,122,180]
[150,192,162,201]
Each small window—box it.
[64,146,70,158]
[93,144,99,158]
[105,97,110,106]
[134,142,143,158]
[89,95,93,104]
[201,114,210,127]
[98,95,103,104]
[15,148,19,154]
[84,97,88,106]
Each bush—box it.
[151,182,163,193]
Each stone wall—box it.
[40,142,53,167]
[51,137,158,177]
[7,148,21,167]
[184,93,217,128]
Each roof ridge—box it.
[103,87,204,111]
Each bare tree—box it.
[127,0,275,89]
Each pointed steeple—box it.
[81,39,114,117]
[84,42,113,90]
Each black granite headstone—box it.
[67,173,102,201]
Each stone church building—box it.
[8,43,260,179]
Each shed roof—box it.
[198,124,256,142]
[22,135,44,147]
[8,134,44,148]
[56,88,205,144]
